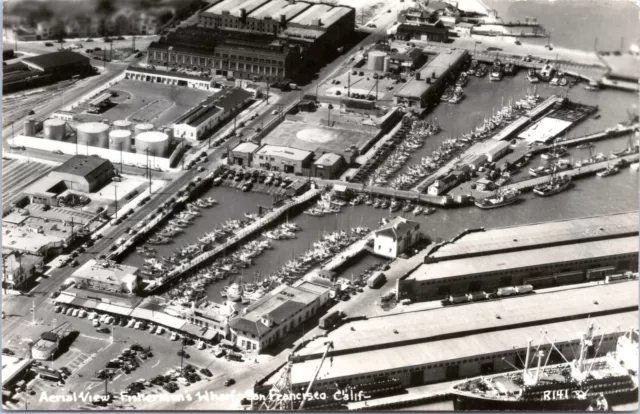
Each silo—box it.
[368,51,386,72]
[77,122,110,148]
[43,118,67,141]
[109,129,132,152]
[135,131,169,157]
[113,120,132,130]
[383,56,391,73]
[134,123,154,136]
[23,118,36,136]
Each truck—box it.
[367,271,386,289]
[441,295,468,306]
[319,310,343,330]
[514,284,533,294]
[496,287,516,297]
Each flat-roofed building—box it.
[399,236,638,301]
[286,312,636,392]
[124,66,216,90]
[312,152,346,179]
[254,144,314,174]
[229,281,330,352]
[49,155,114,193]
[72,259,139,294]
[230,142,260,166]
[394,48,469,110]
[173,104,223,141]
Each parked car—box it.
[97,327,110,333]
[224,378,235,386]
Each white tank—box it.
[23,118,36,136]
[77,122,110,148]
[368,51,386,72]
[383,56,391,73]
[43,118,66,141]
[109,129,132,152]
[113,120,132,130]
[134,123,154,136]
[135,131,169,157]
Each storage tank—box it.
[368,51,386,72]
[43,118,67,141]
[113,120,132,130]
[77,122,110,148]
[23,118,36,136]
[135,131,169,157]
[134,123,154,136]
[109,129,132,152]
[383,56,391,73]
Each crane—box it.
[298,341,333,410]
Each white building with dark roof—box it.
[71,259,139,294]
[373,216,421,258]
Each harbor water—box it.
[481,0,640,51]
[123,71,637,304]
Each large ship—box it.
[533,172,571,197]
[474,188,521,209]
[451,328,639,411]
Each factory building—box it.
[71,259,139,294]
[229,281,331,352]
[253,144,314,174]
[23,51,92,77]
[49,155,114,193]
[394,48,469,110]
[124,66,216,90]
[373,216,421,258]
[398,236,638,301]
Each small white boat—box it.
[413,206,424,216]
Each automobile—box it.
[163,383,178,393]
[127,319,136,328]
[177,350,190,359]
[93,319,100,327]
[197,341,206,350]
[78,310,86,318]
[113,316,120,325]
[119,318,127,327]
[177,377,190,386]
[234,174,243,182]
[280,181,288,188]
[2,348,14,356]
[359,71,364,76]
[264,174,274,185]
[271,110,279,115]
[53,150,63,155]
[65,308,74,316]
[224,378,235,387]
[70,251,79,259]
[200,368,212,377]
[367,23,376,28]
[131,344,144,352]
[170,332,178,341]
[155,326,164,335]
[116,36,126,40]
[59,367,71,376]
[138,353,147,360]
[97,327,110,334]
[99,314,108,322]
[54,306,62,313]
[387,8,391,12]
[250,113,259,120]
[94,47,102,51]
[44,42,54,46]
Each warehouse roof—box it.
[395,48,467,99]
[313,152,342,166]
[412,236,637,282]
[430,211,639,261]
[290,3,333,25]
[126,65,213,81]
[250,0,290,19]
[232,142,260,153]
[296,281,639,358]
[206,87,252,111]
[255,144,313,161]
[148,41,215,56]
[23,51,90,72]
[290,312,637,385]
[174,104,222,127]
[52,155,112,180]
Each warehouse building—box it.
[50,155,114,193]
[398,236,638,301]
[394,48,469,110]
[71,259,139,294]
[229,281,331,352]
[311,152,346,179]
[23,51,92,78]
[173,104,223,140]
[230,142,260,166]
[124,66,216,90]
[253,144,314,174]
[288,312,636,392]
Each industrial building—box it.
[288,312,636,392]
[373,216,421,258]
[71,259,139,294]
[253,144,314,174]
[124,66,217,91]
[229,280,331,352]
[3,51,92,93]
[394,48,469,110]
[311,152,346,179]
[398,236,638,301]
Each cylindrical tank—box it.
[113,120,132,130]
[109,129,132,152]
[43,118,66,141]
[383,56,391,73]
[134,123,154,136]
[135,131,169,157]
[24,118,36,136]
[368,51,386,72]
[77,122,110,148]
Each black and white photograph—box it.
[1,0,639,410]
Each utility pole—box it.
[103,49,107,69]
[31,300,35,325]
[114,184,118,219]
[180,339,185,373]
[110,39,114,61]
[132,35,136,52]
[266,82,269,104]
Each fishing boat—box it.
[526,68,539,83]
[533,172,571,197]
[449,86,464,104]
[455,72,469,87]
[596,164,619,178]
[539,63,555,81]
[440,86,454,102]
[226,282,243,302]
[529,166,552,177]
[474,188,521,209]
[451,328,639,411]
[372,198,381,208]
[381,199,390,209]
[558,75,568,86]
[489,60,503,81]
[504,62,516,76]
[475,64,488,78]
[423,206,436,215]
[576,142,594,149]
[389,199,402,212]
[541,145,567,160]
[412,206,424,216]
[402,202,413,212]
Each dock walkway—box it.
[348,381,455,410]
[146,188,322,291]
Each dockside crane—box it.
[298,341,333,410]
